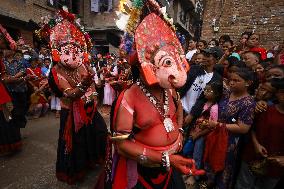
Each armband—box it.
[63,88,72,97]
[76,82,86,93]
[161,151,170,171]
[111,130,132,141]
[138,148,148,165]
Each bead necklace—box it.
[136,80,174,133]
[59,64,80,85]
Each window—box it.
[47,0,79,14]
[91,0,113,13]
[47,0,70,9]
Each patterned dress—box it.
[215,94,255,189]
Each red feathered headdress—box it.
[135,13,189,85]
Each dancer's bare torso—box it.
[53,64,97,109]
[116,84,180,148]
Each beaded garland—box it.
[136,80,174,133]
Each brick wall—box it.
[0,0,56,45]
[0,0,55,23]
[201,0,284,49]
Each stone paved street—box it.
[0,109,110,189]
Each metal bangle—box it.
[77,86,85,93]
[178,128,185,135]
[63,88,72,96]
[77,82,88,91]
[161,151,170,171]
[138,148,148,165]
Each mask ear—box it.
[182,57,190,72]
[128,51,138,65]
[140,62,158,86]
[51,49,60,62]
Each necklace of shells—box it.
[136,80,174,133]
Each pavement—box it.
[0,109,110,189]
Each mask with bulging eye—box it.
[153,50,187,89]
[59,44,83,69]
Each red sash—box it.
[112,89,128,189]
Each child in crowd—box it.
[254,80,276,113]
[183,82,223,188]
[193,52,206,65]
[186,37,198,61]
[41,58,51,77]
[208,39,219,48]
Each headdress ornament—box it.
[117,0,189,85]
[35,7,92,54]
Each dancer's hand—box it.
[170,155,206,176]
[169,154,194,175]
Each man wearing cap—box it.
[180,47,223,124]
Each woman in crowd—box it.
[197,40,208,52]
[246,33,267,60]
[102,55,117,106]
[26,57,49,118]
[236,78,284,189]
[237,31,252,53]
[3,50,28,129]
[0,25,25,155]
[202,68,256,189]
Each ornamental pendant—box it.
[163,117,174,133]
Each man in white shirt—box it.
[180,47,223,114]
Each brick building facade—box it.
[82,0,122,55]
[201,0,284,49]
[0,0,60,46]
[0,0,201,54]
